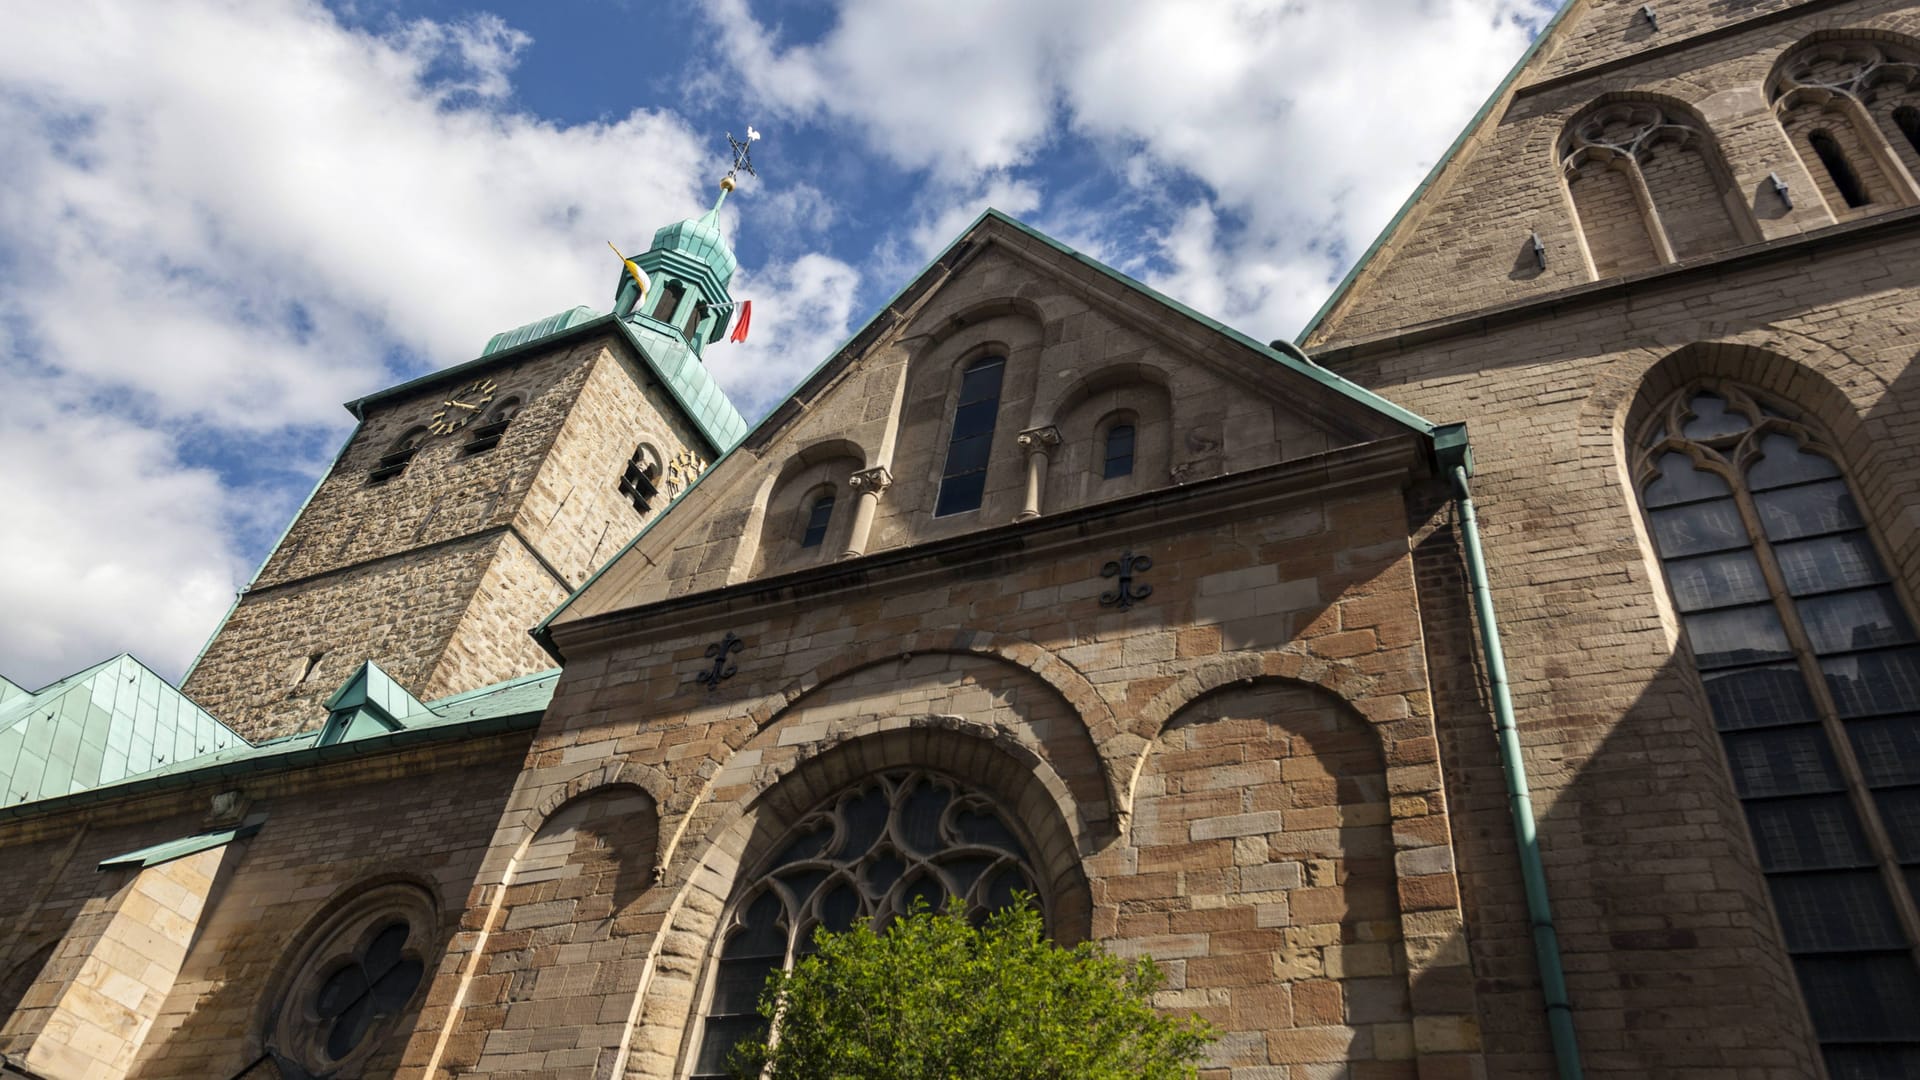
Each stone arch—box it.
[632,723,1094,1080]
[1032,361,1176,512]
[748,438,869,576]
[732,629,1127,831]
[1128,654,1435,812]
[911,295,1048,356]
[1120,676,1474,1076]
[1558,92,1752,277]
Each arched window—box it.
[367,427,428,485]
[688,770,1043,1079]
[683,299,709,344]
[1102,422,1135,479]
[1559,99,1749,277]
[1810,130,1872,208]
[1635,382,1920,1076]
[463,397,521,456]
[651,280,686,323]
[620,443,662,514]
[934,356,1005,517]
[799,491,835,548]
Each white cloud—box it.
[709,253,864,419]
[0,0,830,688]
[705,0,1551,337]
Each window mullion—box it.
[1732,482,1920,959]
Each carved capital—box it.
[1016,426,1061,454]
[848,465,894,496]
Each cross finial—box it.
[721,127,760,191]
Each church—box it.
[7,0,1920,1076]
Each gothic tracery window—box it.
[1559,99,1747,278]
[265,883,436,1077]
[1770,38,1920,217]
[687,769,1043,1079]
[1635,381,1920,1076]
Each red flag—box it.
[729,300,752,344]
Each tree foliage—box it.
[730,901,1215,1080]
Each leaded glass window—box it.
[934,356,1005,517]
[1636,381,1920,1075]
[687,769,1042,1079]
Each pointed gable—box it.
[0,655,246,807]
[541,210,1430,634]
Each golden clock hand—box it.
[443,400,480,411]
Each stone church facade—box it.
[7,1,1920,1077]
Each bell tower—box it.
[181,178,752,742]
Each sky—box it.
[0,0,1557,691]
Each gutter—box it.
[1433,422,1583,1080]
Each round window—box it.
[266,883,436,1077]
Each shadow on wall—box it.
[1408,484,1818,1074]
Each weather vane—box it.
[721,126,760,191]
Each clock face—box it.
[429,378,498,435]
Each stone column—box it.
[1014,426,1061,522]
[842,466,893,560]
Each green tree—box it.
[730,900,1215,1080]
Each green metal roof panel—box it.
[99,822,260,871]
[615,318,750,449]
[483,305,602,357]
[0,655,248,808]
[651,204,738,284]
[0,676,25,710]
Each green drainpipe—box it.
[1434,422,1582,1080]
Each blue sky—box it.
[0,0,1556,689]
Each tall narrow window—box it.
[800,492,834,548]
[688,770,1042,1079]
[367,428,428,486]
[1810,130,1872,208]
[463,398,520,456]
[683,299,709,344]
[1103,423,1135,479]
[651,280,686,323]
[1896,106,1920,159]
[934,356,1004,517]
[1636,383,1920,1077]
[619,444,662,514]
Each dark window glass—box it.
[1648,499,1747,557]
[1682,605,1793,669]
[1103,424,1135,479]
[1722,725,1844,798]
[1798,588,1915,654]
[1754,479,1862,542]
[1643,452,1732,507]
[619,445,660,514]
[1796,954,1920,1041]
[1745,795,1874,871]
[1775,533,1887,596]
[1824,649,1920,719]
[1897,106,1920,158]
[367,429,428,486]
[1770,871,1907,951]
[1873,786,1920,862]
[1664,550,1770,612]
[462,399,520,456]
[800,493,834,548]
[684,299,709,342]
[1848,716,1920,787]
[1747,434,1841,491]
[651,280,685,322]
[1681,392,1750,440]
[1701,665,1818,730]
[934,358,1004,517]
[1810,130,1872,208]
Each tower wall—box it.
[183,333,714,741]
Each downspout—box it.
[1433,422,1582,1080]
